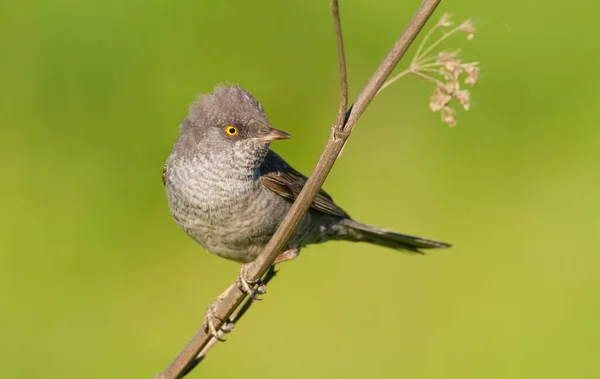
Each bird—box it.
[163,84,450,288]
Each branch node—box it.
[332,125,351,141]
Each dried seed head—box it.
[430,85,452,112]
[454,90,470,111]
[458,21,476,33]
[457,20,477,40]
[441,106,457,127]
[463,62,480,86]
[439,67,454,81]
[438,13,453,28]
[438,49,461,62]
[443,81,460,94]
[381,12,480,127]
[462,62,479,75]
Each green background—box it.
[2,0,599,378]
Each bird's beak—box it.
[254,128,292,142]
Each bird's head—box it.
[180,85,291,164]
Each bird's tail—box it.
[339,219,451,254]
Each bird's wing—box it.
[260,150,350,218]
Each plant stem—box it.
[377,68,411,94]
[418,26,460,60]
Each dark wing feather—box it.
[260,150,349,218]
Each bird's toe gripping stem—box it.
[236,266,267,300]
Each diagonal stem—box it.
[178,267,279,378]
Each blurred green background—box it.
[2,0,599,378]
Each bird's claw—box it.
[236,270,266,301]
[203,304,233,342]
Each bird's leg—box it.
[236,248,299,300]
[203,284,236,341]
[274,247,300,264]
[236,264,267,301]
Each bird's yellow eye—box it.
[224,125,238,136]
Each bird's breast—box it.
[165,157,290,262]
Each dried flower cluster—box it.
[378,13,480,127]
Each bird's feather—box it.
[260,150,349,218]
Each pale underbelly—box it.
[175,188,292,262]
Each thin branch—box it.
[377,68,411,94]
[417,24,461,60]
[412,22,439,65]
[154,1,441,378]
[419,67,442,73]
[178,267,278,378]
[416,54,442,64]
[332,0,348,131]
[419,61,444,68]
[342,0,440,132]
[412,70,444,85]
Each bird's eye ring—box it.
[224,125,238,136]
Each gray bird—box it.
[163,85,450,271]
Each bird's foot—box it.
[236,265,267,300]
[274,248,299,264]
[202,286,236,341]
